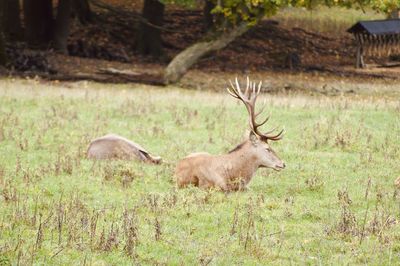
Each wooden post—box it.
[356,45,363,68]
[355,34,365,68]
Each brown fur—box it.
[176,77,286,191]
[175,138,284,191]
[228,142,246,153]
[87,134,161,164]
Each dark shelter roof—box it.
[347,19,400,35]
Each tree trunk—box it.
[203,0,215,30]
[164,23,249,84]
[136,0,165,59]
[23,0,53,46]
[53,0,72,53]
[0,28,6,66]
[2,0,22,40]
[73,0,92,24]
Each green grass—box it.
[0,78,399,265]
[273,6,385,36]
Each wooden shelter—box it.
[347,19,400,68]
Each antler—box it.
[227,77,283,141]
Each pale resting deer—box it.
[175,77,285,191]
[87,134,162,164]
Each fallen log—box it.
[97,68,165,85]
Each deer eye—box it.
[266,148,272,152]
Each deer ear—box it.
[249,132,259,146]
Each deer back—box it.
[87,134,161,164]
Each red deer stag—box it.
[175,77,285,191]
[87,134,162,164]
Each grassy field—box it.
[273,7,384,36]
[0,78,399,265]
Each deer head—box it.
[227,77,285,171]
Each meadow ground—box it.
[273,6,384,36]
[0,78,399,265]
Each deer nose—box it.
[282,162,286,168]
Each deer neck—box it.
[223,142,260,183]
